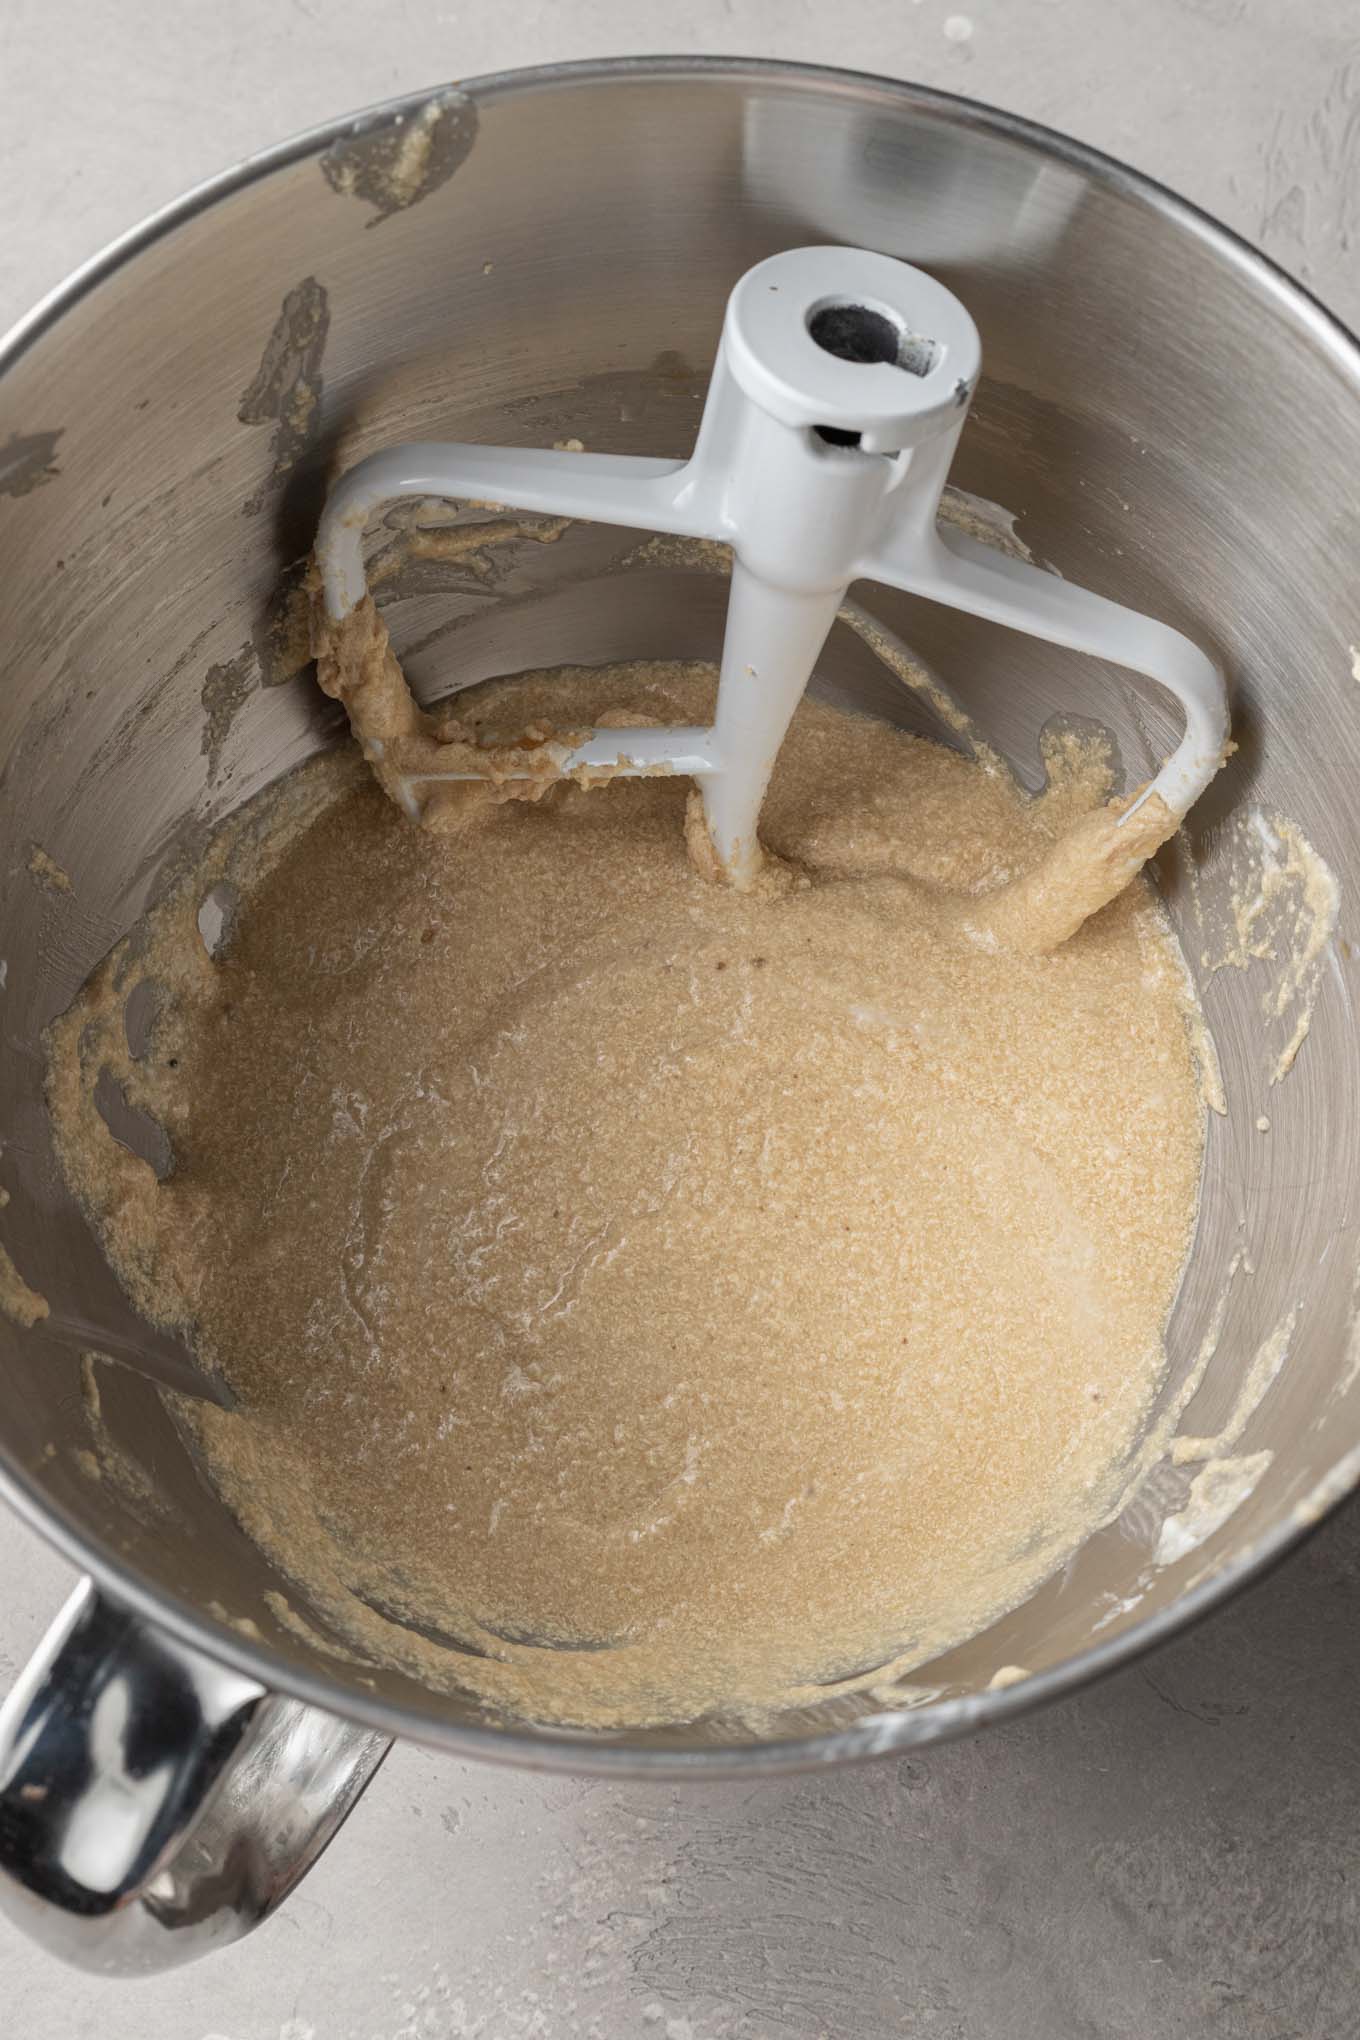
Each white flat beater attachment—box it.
[317,247,1228,887]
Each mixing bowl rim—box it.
[2,53,1356,1773]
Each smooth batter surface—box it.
[48,662,1204,1728]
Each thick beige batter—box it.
[312,579,1181,935]
[48,660,1204,1729]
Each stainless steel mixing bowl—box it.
[2,57,1358,1973]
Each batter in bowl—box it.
[48,655,1205,1729]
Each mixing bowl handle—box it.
[0,1578,390,1973]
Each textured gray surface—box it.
[4,2,1360,2033]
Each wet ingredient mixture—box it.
[49,661,1204,1728]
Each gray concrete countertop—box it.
[3,4,1358,2035]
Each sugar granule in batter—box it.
[47,661,1204,1729]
